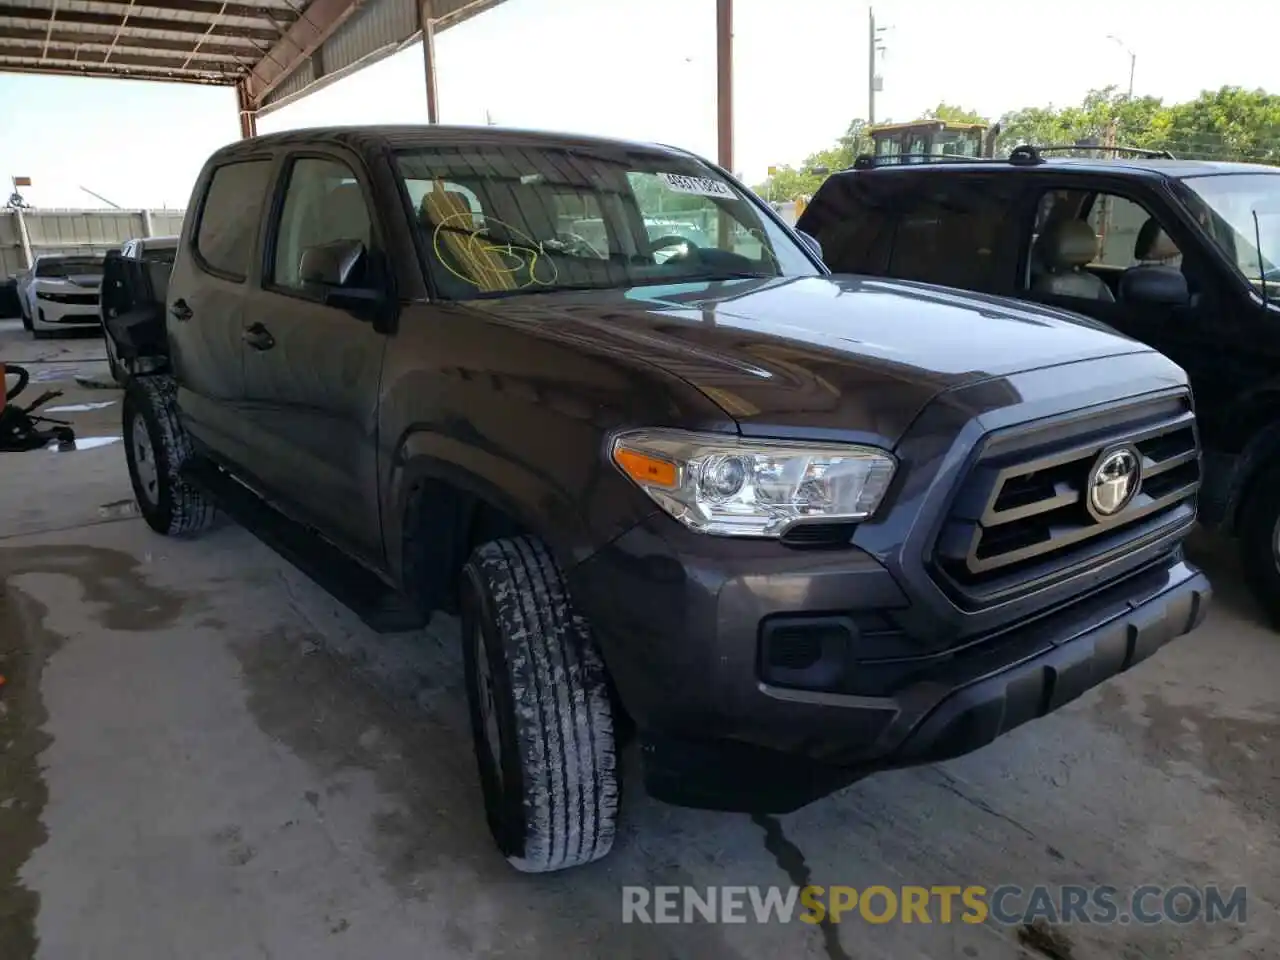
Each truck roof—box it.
[211,124,697,164]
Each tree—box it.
[923,103,987,124]
[1162,86,1280,162]
[755,119,872,202]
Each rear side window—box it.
[886,179,1008,291]
[196,160,273,280]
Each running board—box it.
[183,460,426,634]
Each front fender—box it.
[383,423,652,587]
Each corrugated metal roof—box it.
[0,0,508,114]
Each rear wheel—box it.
[1239,463,1280,627]
[123,375,216,537]
[460,535,619,872]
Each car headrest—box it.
[322,183,369,242]
[421,188,476,230]
[1134,218,1179,261]
[1043,219,1099,268]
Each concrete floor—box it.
[1,318,1277,960]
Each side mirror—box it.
[1120,265,1189,306]
[299,237,366,287]
[299,238,385,319]
[797,230,823,261]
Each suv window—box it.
[886,179,1008,290]
[1023,188,1184,301]
[196,160,273,279]
[271,157,373,291]
[1088,193,1182,269]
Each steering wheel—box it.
[648,235,700,263]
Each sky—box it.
[2,0,1278,209]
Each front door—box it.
[1015,182,1237,426]
[239,152,389,564]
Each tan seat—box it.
[420,185,517,293]
[1031,220,1115,302]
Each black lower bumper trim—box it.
[641,570,1211,814]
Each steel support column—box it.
[716,0,733,173]
[237,79,258,139]
[419,0,439,123]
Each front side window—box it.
[396,145,816,300]
[271,157,372,291]
[1180,173,1280,291]
[196,160,273,280]
[1086,193,1182,269]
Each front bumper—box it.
[35,297,101,328]
[572,523,1208,812]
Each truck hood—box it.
[466,275,1151,447]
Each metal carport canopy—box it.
[0,0,737,168]
[0,0,509,135]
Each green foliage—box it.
[923,103,987,124]
[756,87,1280,202]
[754,119,871,202]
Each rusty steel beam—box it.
[716,0,733,173]
[0,38,241,72]
[0,2,280,42]
[418,0,437,123]
[241,0,364,108]
[237,78,258,137]
[88,0,296,22]
[0,58,236,84]
[0,24,253,58]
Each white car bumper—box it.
[31,287,101,330]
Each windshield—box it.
[35,256,104,279]
[1179,173,1280,290]
[395,144,817,300]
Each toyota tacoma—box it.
[121,125,1211,873]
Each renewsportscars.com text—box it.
[621,884,1247,926]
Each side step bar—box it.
[183,459,426,634]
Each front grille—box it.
[37,291,98,305]
[932,393,1199,606]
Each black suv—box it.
[798,146,1280,619]
[120,127,1209,873]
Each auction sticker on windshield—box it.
[658,173,735,199]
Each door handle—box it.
[169,299,193,321]
[241,323,275,351]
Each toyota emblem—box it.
[1088,446,1142,517]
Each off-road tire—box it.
[1240,463,1280,628]
[102,325,125,384]
[123,375,217,537]
[460,535,619,873]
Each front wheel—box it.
[1239,463,1280,628]
[123,375,217,537]
[460,536,619,872]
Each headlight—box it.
[610,429,896,537]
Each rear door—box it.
[238,150,390,563]
[166,157,275,463]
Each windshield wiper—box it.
[465,282,620,300]
[646,272,778,285]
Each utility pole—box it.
[1107,35,1135,99]
[868,8,887,125]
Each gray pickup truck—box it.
[119,125,1210,873]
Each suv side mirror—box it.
[1120,265,1189,306]
[797,230,823,261]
